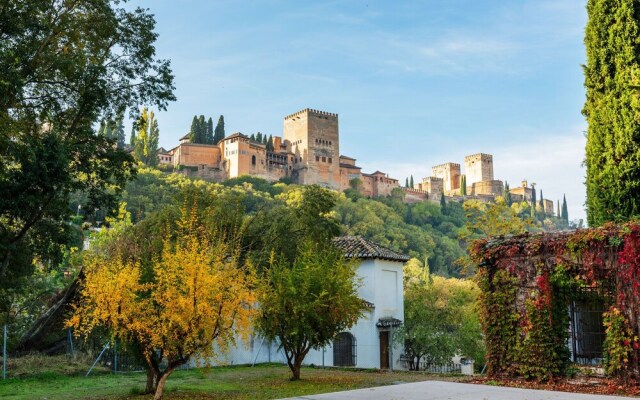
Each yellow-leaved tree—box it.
[68,204,256,400]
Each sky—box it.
[132,0,588,223]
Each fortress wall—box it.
[469,179,503,196]
[464,153,493,184]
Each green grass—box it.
[0,363,469,400]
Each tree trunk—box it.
[291,354,305,381]
[153,368,175,400]
[145,368,157,394]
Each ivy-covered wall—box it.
[471,222,640,381]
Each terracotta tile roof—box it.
[332,236,410,262]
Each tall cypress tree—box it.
[405,177,409,188]
[214,115,225,144]
[557,200,561,218]
[250,133,256,141]
[531,186,537,207]
[147,112,160,166]
[584,0,640,225]
[129,125,136,147]
[440,193,446,208]
[539,190,544,213]
[197,115,206,143]
[256,132,263,143]
[206,117,214,144]
[189,116,199,143]
[115,112,125,148]
[267,135,274,151]
[134,108,148,163]
[461,175,467,196]
[562,195,569,222]
[503,181,511,206]
[410,175,414,189]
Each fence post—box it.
[3,324,6,381]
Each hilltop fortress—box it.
[160,108,555,215]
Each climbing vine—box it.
[471,221,640,382]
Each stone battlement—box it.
[432,162,461,169]
[464,153,493,161]
[284,108,338,120]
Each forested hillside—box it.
[101,168,569,277]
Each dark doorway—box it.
[333,332,356,366]
[379,331,389,369]
[569,289,608,365]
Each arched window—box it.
[333,332,356,367]
[252,155,256,166]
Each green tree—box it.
[130,125,136,147]
[562,195,569,222]
[256,132,263,143]
[214,115,225,144]
[97,120,106,137]
[250,133,256,141]
[399,259,484,370]
[267,135,274,151]
[460,175,467,196]
[189,116,199,143]
[440,193,446,209]
[410,175,414,188]
[539,190,544,213]
[134,108,160,166]
[503,181,512,206]
[114,113,126,149]
[584,0,640,226]
[405,177,409,188]
[206,117,214,144]
[0,0,174,300]
[257,241,364,380]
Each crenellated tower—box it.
[283,108,340,189]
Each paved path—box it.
[281,381,630,400]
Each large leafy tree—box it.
[257,241,364,380]
[398,259,484,370]
[0,0,174,309]
[69,202,256,400]
[133,108,160,166]
[584,0,640,225]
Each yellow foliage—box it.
[68,206,257,368]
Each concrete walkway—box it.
[281,381,631,400]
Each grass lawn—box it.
[0,363,470,400]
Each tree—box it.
[114,113,126,149]
[250,133,256,141]
[405,178,409,188]
[189,116,199,143]
[262,134,268,145]
[503,181,512,206]
[539,190,544,213]
[460,175,467,196]
[214,115,225,144]
[257,241,364,380]
[0,0,174,302]
[562,194,569,222]
[130,125,136,147]
[584,0,640,226]
[133,108,160,166]
[410,175,414,189]
[206,117,214,144]
[256,132,263,143]
[266,135,274,151]
[69,204,256,400]
[398,258,484,370]
[440,193,446,209]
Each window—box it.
[252,155,256,166]
[333,332,356,367]
[322,156,326,162]
[328,158,332,164]
[316,156,320,162]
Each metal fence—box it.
[400,356,462,374]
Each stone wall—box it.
[431,163,460,193]
[464,153,493,184]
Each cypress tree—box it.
[189,116,198,143]
[262,134,268,145]
[147,111,160,166]
[133,108,148,163]
[584,0,640,225]
[440,193,446,208]
[460,175,467,196]
[557,200,561,218]
[410,175,414,189]
[197,115,206,143]
[531,186,536,207]
[206,117,214,144]
[562,195,569,222]
[250,133,256,142]
[405,177,409,188]
[256,132,263,143]
[214,115,225,144]
[129,125,136,147]
[539,190,544,212]
[115,112,125,148]
[267,135,274,151]
[504,181,511,206]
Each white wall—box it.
[200,257,406,371]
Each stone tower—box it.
[283,108,340,190]
[431,163,460,193]
[464,153,493,185]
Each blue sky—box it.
[134,0,588,222]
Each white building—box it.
[213,236,409,370]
